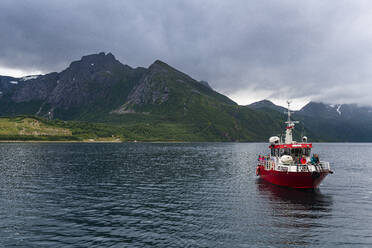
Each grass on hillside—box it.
[0,116,116,141]
[0,116,216,142]
[0,116,75,140]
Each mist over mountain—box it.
[248,100,287,113]
[1,52,371,141]
[248,100,372,142]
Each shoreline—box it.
[0,140,123,143]
[0,140,191,143]
[0,140,368,144]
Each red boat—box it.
[256,101,333,189]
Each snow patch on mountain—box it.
[9,81,18,84]
[20,75,40,81]
[336,104,342,115]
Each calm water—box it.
[0,142,371,247]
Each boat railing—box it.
[258,158,330,172]
[318,161,331,171]
[276,162,330,173]
[298,165,309,172]
[257,159,272,166]
[257,159,275,170]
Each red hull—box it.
[256,165,329,189]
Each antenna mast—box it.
[284,101,299,144]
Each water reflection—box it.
[2,142,372,247]
[257,178,333,211]
[255,179,334,246]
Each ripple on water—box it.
[0,142,371,247]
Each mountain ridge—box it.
[248,99,372,141]
[1,52,371,141]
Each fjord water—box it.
[0,143,371,247]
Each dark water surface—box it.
[0,142,371,247]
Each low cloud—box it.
[1,0,371,106]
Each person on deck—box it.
[300,155,307,165]
[311,154,320,165]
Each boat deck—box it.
[258,160,331,173]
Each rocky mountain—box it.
[0,53,147,119]
[1,53,371,141]
[0,53,236,119]
[1,52,286,141]
[250,100,372,122]
[298,101,372,141]
[249,100,372,141]
[299,101,372,123]
[248,100,287,113]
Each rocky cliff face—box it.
[46,52,128,108]
[125,61,170,106]
[0,52,228,120]
[248,99,372,141]
[12,73,59,103]
[299,101,372,123]
[0,53,136,117]
[11,53,132,108]
[249,99,372,122]
[0,76,19,96]
[2,54,372,141]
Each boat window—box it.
[290,148,300,156]
[281,149,290,156]
[272,149,280,156]
[297,148,302,156]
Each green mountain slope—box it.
[1,53,371,142]
[249,100,372,142]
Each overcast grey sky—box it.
[1,0,371,109]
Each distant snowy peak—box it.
[20,75,40,81]
[327,104,342,115]
[300,101,372,123]
[6,75,41,85]
[336,104,342,115]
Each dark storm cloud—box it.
[1,0,371,106]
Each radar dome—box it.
[269,136,280,144]
[280,155,293,164]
